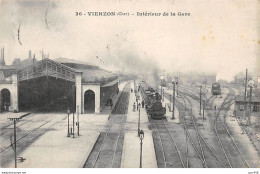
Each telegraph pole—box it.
[243,69,248,122]
[248,80,255,125]
[196,86,202,115]
[248,86,252,125]
[203,101,205,121]
[176,76,179,97]
[199,86,202,115]
[172,81,176,119]
[169,94,172,111]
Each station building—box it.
[0,50,118,114]
[234,96,260,117]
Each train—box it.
[211,83,221,95]
[139,81,166,119]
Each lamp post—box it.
[138,103,141,137]
[162,89,164,102]
[139,130,144,168]
[67,108,70,137]
[77,105,80,136]
[8,117,21,168]
[172,81,176,119]
[72,112,75,138]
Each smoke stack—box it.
[29,50,32,59]
[0,47,5,66]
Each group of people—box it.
[107,85,144,112]
[132,100,145,112]
[132,86,145,112]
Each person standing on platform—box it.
[111,100,113,110]
[142,100,145,108]
[133,102,136,112]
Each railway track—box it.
[205,89,250,168]
[0,113,36,136]
[164,91,226,168]
[180,87,248,168]
[229,86,260,158]
[177,93,213,168]
[0,113,65,167]
[167,84,251,168]
[150,118,185,168]
[0,120,51,154]
[205,95,216,110]
[83,82,130,168]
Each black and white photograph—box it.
[0,0,259,172]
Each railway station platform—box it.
[7,82,128,168]
[120,82,157,168]
[162,89,180,123]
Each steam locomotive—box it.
[211,83,221,95]
[139,81,166,119]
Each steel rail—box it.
[164,92,206,167]
[91,83,130,168]
[215,95,250,168]
[111,88,130,168]
[162,120,185,168]
[179,94,207,168]
[153,121,168,168]
[172,92,226,168]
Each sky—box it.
[0,0,259,81]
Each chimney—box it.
[0,47,5,66]
[42,49,44,60]
[29,50,32,59]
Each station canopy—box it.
[54,58,118,85]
